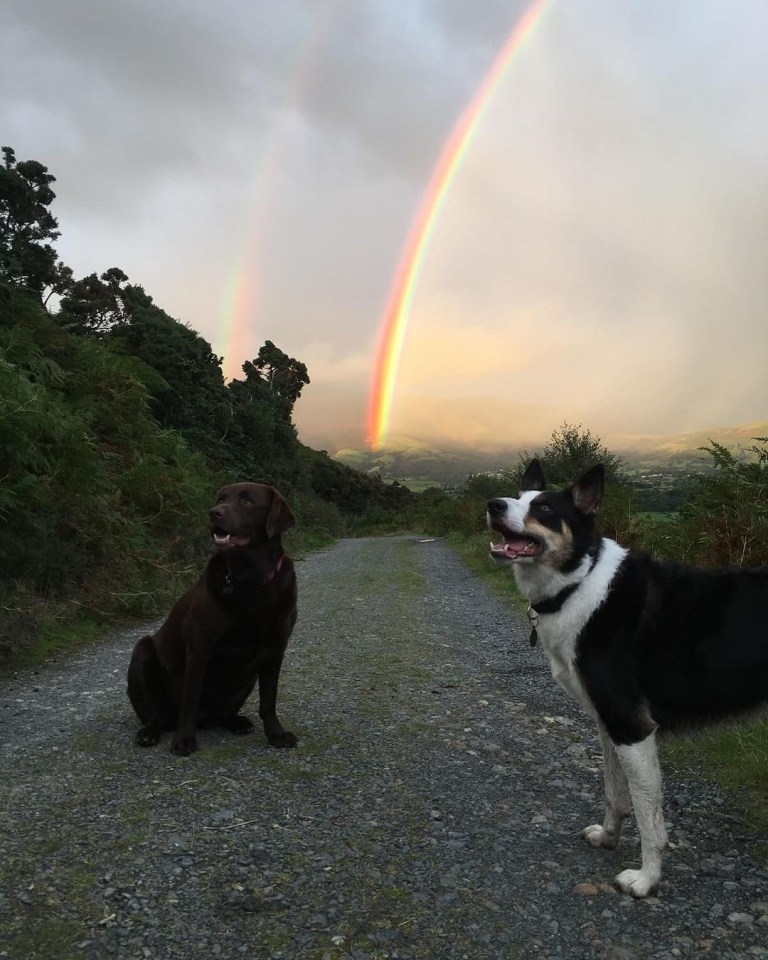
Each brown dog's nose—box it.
[487,499,507,517]
[209,506,225,521]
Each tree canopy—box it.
[243,340,310,408]
[538,422,625,485]
[58,267,130,334]
[0,146,65,299]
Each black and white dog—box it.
[487,459,768,897]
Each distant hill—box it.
[292,385,767,484]
[292,385,564,454]
[611,422,768,457]
[332,422,768,486]
[334,435,524,487]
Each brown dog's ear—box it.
[266,489,295,538]
[520,458,546,492]
[571,464,604,516]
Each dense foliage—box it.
[0,147,414,656]
[666,440,768,567]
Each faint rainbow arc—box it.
[219,0,343,381]
[365,0,552,449]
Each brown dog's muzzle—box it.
[209,505,252,549]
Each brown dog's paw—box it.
[267,729,298,748]
[221,715,255,735]
[171,735,198,756]
[136,724,161,747]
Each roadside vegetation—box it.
[0,146,413,663]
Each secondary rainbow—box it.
[219,0,342,381]
[365,0,552,449]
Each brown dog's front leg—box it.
[258,656,297,748]
[172,651,208,756]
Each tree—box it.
[108,284,230,451]
[58,267,131,334]
[536,422,624,485]
[0,146,61,297]
[242,340,310,410]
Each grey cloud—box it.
[1,1,316,217]
[2,0,767,442]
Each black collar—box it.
[526,541,601,647]
[529,582,579,615]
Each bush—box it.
[674,440,768,567]
[0,288,216,623]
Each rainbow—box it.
[219,0,342,381]
[365,0,553,449]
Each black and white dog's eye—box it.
[538,503,552,513]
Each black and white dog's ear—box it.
[572,464,604,516]
[520,458,546,492]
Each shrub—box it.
[674,440,768,567]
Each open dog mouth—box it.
[211,527,251,549]
[488,529,544,561]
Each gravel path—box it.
[1,536,767,960]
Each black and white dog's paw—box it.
[615,868,659,898]
[583,823,619,849]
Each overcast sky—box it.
[3,0,767,450]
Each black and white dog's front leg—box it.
[583,720,632,851]
[613,733,668,897]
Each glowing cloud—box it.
[365,0,553,449]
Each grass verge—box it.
[445,531,526,611]
[661,722,768,835]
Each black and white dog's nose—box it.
[487,498,507,517]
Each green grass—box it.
[8,617,108,670]
[445,531,526,611]
[662,720,768,833]
[636,511,676,522]
[284,525,336,558]
[399,478,445,493]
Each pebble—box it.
[728,912,754,927]
[573,883,600,896]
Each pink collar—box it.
[262,553,284,585]
[222,553,284,595]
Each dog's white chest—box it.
[536,622,594,714]
[518,538,629,715]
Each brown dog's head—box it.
[209,482,295,551]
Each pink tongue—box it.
[491,536,538,558]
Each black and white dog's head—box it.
[487,459,604,572]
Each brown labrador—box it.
[127,482,298,756]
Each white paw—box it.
[616,868,659,898]
[583,824,617,849]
